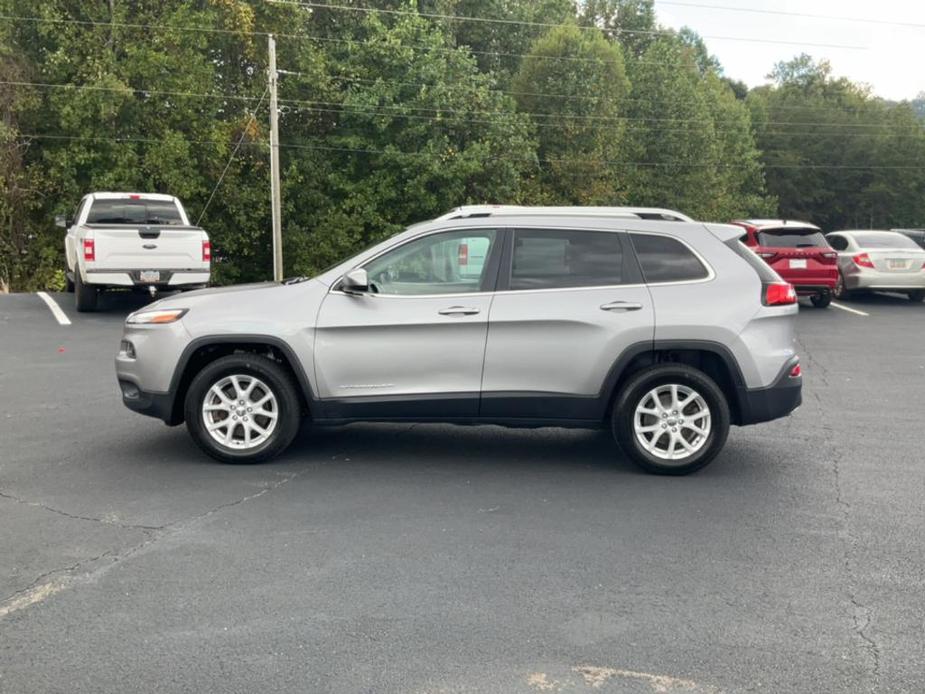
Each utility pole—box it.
[268,35,283,281]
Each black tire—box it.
[74,268,98,312]
[810,292,832,308]
[833,272,852,301]
[909,290,925,303]
[184,354,302,464]
[612,364,731,476]
[65,270,75,293]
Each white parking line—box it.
[830,301,869,317]
[36,292,72,325]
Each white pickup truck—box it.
[60,192,211,312]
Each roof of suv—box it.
[735,219,820,230]
[90,192,179,202]
[439,205,695,223]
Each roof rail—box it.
[437,205,695,223]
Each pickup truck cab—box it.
[61,192,211,312]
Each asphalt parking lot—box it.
[1,290,923,693]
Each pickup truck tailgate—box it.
[88,225,207,269]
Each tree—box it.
[512,24,629,204]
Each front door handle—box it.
[438,306,480,316]
[600,300,643,312]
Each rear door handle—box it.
[600,301,643,312]
[438,306,480,316]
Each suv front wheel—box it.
[612,365,731,475]
[184,354,302,464]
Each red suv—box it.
[731,219,838,308]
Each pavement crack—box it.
[0,489,163,531]
[830,449,882,680]
[0,470,304,620]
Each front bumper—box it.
[118,378,178,424]
[736,360,802,425]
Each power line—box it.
[653,1,925,30]
[267,0,868,50]
[6,76,918,124]
[197,87,270,226]
[0,13,869,71]
[6,79,922,136]
[18,133,925,170]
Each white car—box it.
[826,230,925,302]
[61,192,211,312]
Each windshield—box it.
[757,228,828,248]
[853,233,921,250]
[86,199,185,225]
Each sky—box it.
[653,0,925,101]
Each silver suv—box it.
[116,207,802,475]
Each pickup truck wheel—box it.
[184,354,301,464]
[74,269,98,312]
[65,271,75,293]
[612,365,730,476]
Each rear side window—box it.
[827,235,849,251]
[510,229,626,290]
[86,199,184,225]
[724,239,781,283]
[757,228,827,248]
[630,234,710,283]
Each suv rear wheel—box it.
[909,290,924,303]
[612,365,730,475]
[810,291,832,308]
[184,354,301,464]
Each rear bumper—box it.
[85,270,210,288]
[736,360,802,425]
[792,284,834,296]
[846,271,925,291]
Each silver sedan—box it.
[826,230,925,302]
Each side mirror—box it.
[341,268,369,294]
[55,215,71,229]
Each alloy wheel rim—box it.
[633,384,711,462]
[202,374,279,450]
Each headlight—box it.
[126,308,188,325]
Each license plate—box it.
[789,259,807,269]
[139,270,161,283]
[887,259,908,270]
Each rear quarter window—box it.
[630,234,710,283]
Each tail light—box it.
[789,363,802,378]
[853,253,875,269]
[757,251,776,259]
[763,282,797,306]
[821,251,838,263]
[202,240,211,262]
[83,238,95,262]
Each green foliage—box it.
[3,3,923,291]
[512,24,629,204]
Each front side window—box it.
[510,229,626,290]
[630,233,710,284]
[363,229,497,295]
